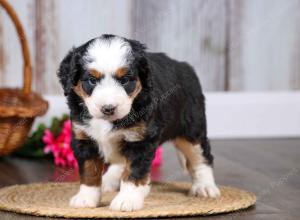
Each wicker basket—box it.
[0,0,48,156]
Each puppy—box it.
[57,34,220,211]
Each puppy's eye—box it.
[88,77,97,86]
[120,76,130,85]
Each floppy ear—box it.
[57,48,82,96]
[138,56,152,92]
[128,39,152,92]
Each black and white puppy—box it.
[57,34,220,212]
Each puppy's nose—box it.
[101,104,117,116]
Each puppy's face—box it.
[73,36,142,121]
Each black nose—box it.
[101,105,117,116]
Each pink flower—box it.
[152,146,163,167]
[43,120,78,168]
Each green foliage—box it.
[13,114,69,158]
[50,114,69,137]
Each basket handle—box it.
[0,0,32,94]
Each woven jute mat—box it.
[0,182,256,218]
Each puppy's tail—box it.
[176,150,189,174]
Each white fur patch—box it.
[189,164,220,198]
[110,181,150,212]
[82,37,134,121]
[73,118,113,146]
[102,164,125,192]
[74,118,125,163]
[85,76,132,120]
[85,37,132,74]
[74,118,144,164]
[69,184,101,208]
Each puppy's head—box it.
[58,35,151,121]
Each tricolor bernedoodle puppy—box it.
[57,34,220,211]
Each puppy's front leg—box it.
[69,138,104,208]
[110,141,155,212]
[102,163,125,192]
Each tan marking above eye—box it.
[115,67,128,78]
[89,69,103,78]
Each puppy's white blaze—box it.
[69,184,101,208]
[190,164,220,198]
[102,164,125,192]
[85,76,132,120]
[85,37,132,74]
[110,181,150,211]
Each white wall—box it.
[1,0,300,93]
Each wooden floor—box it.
[0,138,299,220]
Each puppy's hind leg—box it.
[174,138,220,198]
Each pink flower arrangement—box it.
[42,118,163,169]
[43,120,78,168]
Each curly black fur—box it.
[57,35,213,182]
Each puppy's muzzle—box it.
[101,104,117,116]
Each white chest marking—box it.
[85,118,113,145]
[74,118,143,163]
[75,118,118,163]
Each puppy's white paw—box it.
[189,164,220,198]
[189,182,220,198]
[110,192,143,211]
[109,181,149,212]
[69,185,101,208]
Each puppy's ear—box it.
[128,39,152,92]
[57,48,81,96]
[138,56,152,91]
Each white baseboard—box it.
[205,92,300,139]
[34,92,300,139]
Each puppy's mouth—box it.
[92,111,127,122]
[101,114,119,122]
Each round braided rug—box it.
[0,182,256,218]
